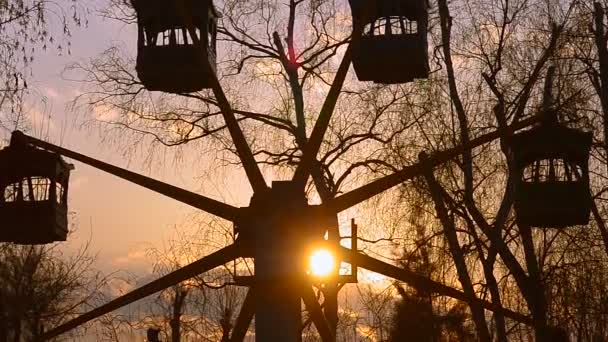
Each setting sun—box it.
[309,248,336,277]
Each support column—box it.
[254,233,302,341]
[251,181,306,342]
[323,215,340,340]
[254,265,301,341]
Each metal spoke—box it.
[41,244,241,340]
[301,286,335,342]
[327,116,540,213]
[229,288,256,342]
[292,44,353,188]
[206,72,268,193]
[13,132,241,222]
[339,246,533,325]
[174,0,267,193]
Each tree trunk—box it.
[481,248,508,342]
[273,3,340,334]
[421,156,491,342]
[593,2,608,174]
[170,289,187,342]
[591,201,608,259]
[520,225,549,341]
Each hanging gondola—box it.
[132,0,219,93]
[0,131,72,244]
[511,110,592,228]
[348,0,429,84]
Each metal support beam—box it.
[321,282,338,338]
[301,286,335,342]
[327,116,540,213]
[292,44,353,188]
[41,244,241,340]
[206,71,268,193]
[246,182,303,342]
[12,132,240,222]
[254,279,301,341]
[339,247,533,325]
[175,0,268,193]
[229,288,256,342]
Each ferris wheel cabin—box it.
[132,0,218,93]
[0,132,72,244]
[348,0,429,84]
[511,113,592,228]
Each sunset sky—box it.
[6,1,604,341]
[23,1,244,274]
[21,1,386,286]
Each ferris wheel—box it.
[0,0,592,341]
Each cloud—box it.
[106,277,135,297]
[113,249,148,266]
[44,87,60,99]
[359,269,390,287]
[70,175,89,190]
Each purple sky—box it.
[25,0,387,287]
[26,3,217,274]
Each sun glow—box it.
[309,248,336,277]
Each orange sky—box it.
[19,2,394,293]
[22,7,229,274]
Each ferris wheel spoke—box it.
[229,287,256,342]
[292,44,353,188]
[207,73,268,193]
[174,0,268,193]
[339,246,533,325]
[301,286,335,342]
[12,132,241,222]
[41,244,242,340]
[327,116,541,213]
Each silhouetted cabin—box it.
[511,111,592,228]
[132,0,219,93]
[0,133,72,244]
[348,0,428,84]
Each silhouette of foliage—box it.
[0,239,106,341]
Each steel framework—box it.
[13,111,538,341]
[5,1,547,340]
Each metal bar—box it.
[351,218,358,280]
[41,244,241,340]
[254,242,301,341]
[13,131,240,222]
[301,286,335,342]
[174,1,267,193]
[328,116,540,213]
[291,44,353,188]
[206,71,268,193]
[254,279,301,341]
[340,247,533,325]
[229,288,256,342]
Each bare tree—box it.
[0,238,107,341]
[56,0,608,341]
